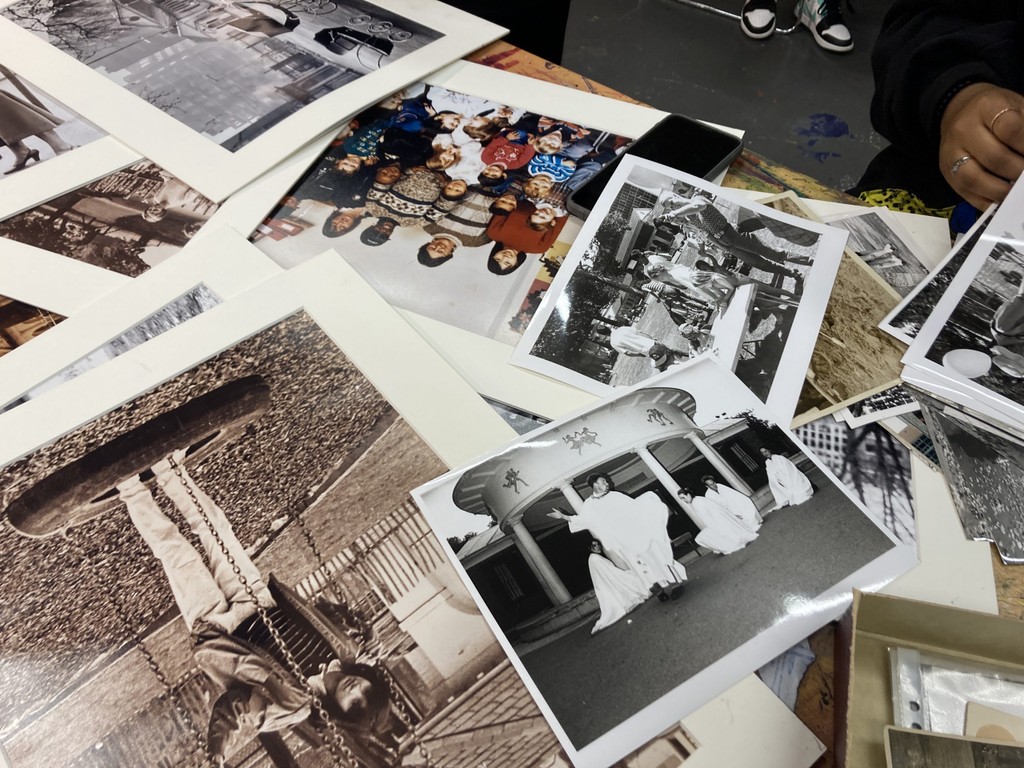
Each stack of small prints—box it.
[890,173,1024,564]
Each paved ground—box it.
[517,466,895,749]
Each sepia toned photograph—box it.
[800,252,907,414]
[250,79,632,345]
[1,0,440,152]
[881,208,995,345]
[0,160,218,274]
[824,208,930,297]
[513,155,846,421]
[0,299,573,768]
[0,63,103,176]
[886,726,1024,768]
[415,357,912,767]
[0,293,63,356]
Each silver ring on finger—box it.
[950,155,972,175]
[989,106,1020,133]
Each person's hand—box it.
[940,83,1024,210]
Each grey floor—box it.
[561,0,893,193]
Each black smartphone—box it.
[566,114,743,218]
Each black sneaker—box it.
[795,0,853,53]
[740,0,777,40]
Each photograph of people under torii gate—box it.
[512,155,848,423]
[415,356,916,768]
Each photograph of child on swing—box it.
[414,357,914,768]
[0,307,568,768]
[511,155,848,421]
[249,81,631,345]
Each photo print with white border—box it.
[248,70,639,346]
[0,252,572,768]
[511,155,847,422]
[413,355,915,768]
[0,0,505,200]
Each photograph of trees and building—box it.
[2,0,441,150]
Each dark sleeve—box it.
[871,2,1024,150]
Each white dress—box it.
[588,553,649,633]
[703,484,762,534]
[765,454,814,507]
[692,495,758,554]
[569,490,687,589]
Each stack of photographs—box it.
[0,230,832,768]
[0,0,506,201]
[896,174,1024,563]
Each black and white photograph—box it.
[2,284,220,411]
[0,0,502,199]
[0,160,218,274]
[413,357,914,768]
[823,208,930,297]
[0,292,63,356]
[917,393,1024,563]
[0,256,576,768]
[2,0,440,151]
[885,726,1024,768]
[250,75,635,345]
[840,386,920,428]
[0,228,282,414]
[754,192,909,422]
[880,208,996,345]
[916,238,1024,416]
[794,415,916,544]
[511,155,846,421]
[0,63,103,176]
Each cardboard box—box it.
[835,591,1024,768]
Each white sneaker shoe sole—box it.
[797,7,854,52]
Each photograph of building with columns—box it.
[417,358,908,754]
[0,311,577,768]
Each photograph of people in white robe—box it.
[1,0,441,151]
[417,359,909,753]
[250,82,630,343]
[0,313,568,768]
[516,157,843,411]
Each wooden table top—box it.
[468,39,1024,768]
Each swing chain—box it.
[286,500,369,647]
[65,526,213,768]
[168,456,363,768]
[312,523,434,767]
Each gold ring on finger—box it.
[989,106,1020,133]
